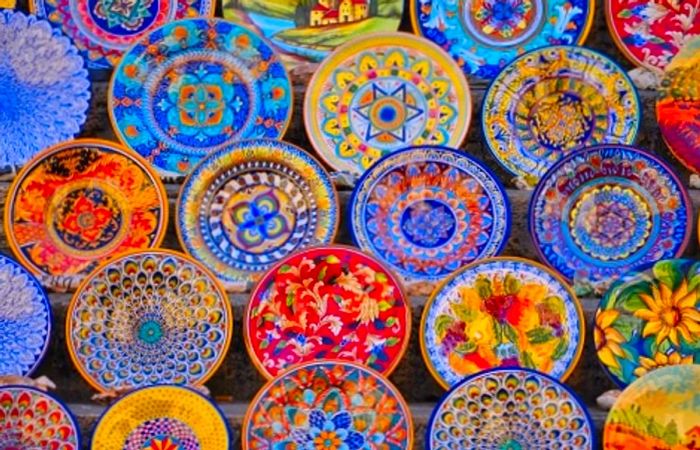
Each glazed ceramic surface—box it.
[529,145,691,285]
[595,259,700,388]
[178,139,338,290]
[427,368,595,449]
[0,11,89,176]
[243,361,413,450]
[91,385,230,450]
[421,257,585,389]
[482,45,640,183]
[304,32,472,176]
[245,246,410,379]
[350,146,510,285]
[604,365,700,450]
[4,139,168,290]
[109,18,293,177]
[66,250,232,393]
[411,0,594,79]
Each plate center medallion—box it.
[528,91,595,155]
[125,417,200,450]
[463,0,543,47]
[400,199,457,248]
[88,0,159,34]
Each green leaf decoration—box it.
[617,284,648,312]
[378,301,392,312]
[317,266,327,280]
[612,314,639,340]
[493,321,504,344]
[279,264,293,273]
[521,351,536,369]
[455,341,477,354]
[451,303,476,322]
[552,337,568,361]
[526,327,554,344]
[326,255,341,264]
[504,273,521,295]
[375,272,388,283]
[653,260,682,291]
[542,296,565,316]
[435,314,455,338]
[260,340,269,349]
[386,317,397,327]
[503,323,519,345]
[618,8,633,17]
[386,337,399,346]
[275,340,287,351]
[475,277,492,299]
[286,293,295,307]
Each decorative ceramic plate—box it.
[350,146,510,285]
[529,145,692,285]
[411,0,594,79]
[66,250,232,393]
[420,257,585,389]
[304,32,472,176]
[0,385,80,449]
[178,139,339,290]
[243,361,413,450]
[109,18,293,177]
[30,0,213,69]
[4,139,168,290]
[482,45,640,183]
[91,385,230,450]
[0,11,89,176]
[0,254,51,377]
[595,259,700,388]
[245,245,410,379]
[222,0,404,70]
[427,368,595,449]
[604,365,700,449]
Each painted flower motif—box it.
[401,202,456,248]
[633,350,694,378]
[293,410,365,450]
[60,190,119,244]
[634,280,700,346]
[474,0,533,38]
[143,436,182,450]
[594,310,626,371]
[229,190,290,250]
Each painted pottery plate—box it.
[482,45,640,183]
[178,139,339,290]
[66,250,232,393]
[420,257,585,389]
[245,245,410,379]
[243,361,413,449]
[29,0,213,69]
[411,0,594,79]
[604,365,700,449]
[0,386,80,449]
[0,11,89,176]
[109,18,293,177]
[595,259,700,388]
[350,145,510,285]
[0,254,51,377]
[427,368,595,449]
[222,0,403,70]
[91,385,230,450]
[4,139,168,290]
[529,145,692,285]
[304,31,472,176]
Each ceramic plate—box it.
[595,259,700,388]
[427,368,595,449]
[0,11,89,176]
[604,365,700,449]
[177,139,338,290]
[529,145,692,285]
[421,257,585,389]
[304,32,472,176]
[91,385,230,450]
[245,245,410,379]
[0,386,80,449]
[4,139,168,290]
[411,0,594,79]
[243,361,413,450]
[482,45,640,183]
[350,145,510,285]
[109,18,293,177]
[0,254,51,377]
[222,0,403,70]
[66,250,232,393]
[29,0,213,69]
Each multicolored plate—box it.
[411,0,595,79]
[245,245,410,379]
[91,385,230,450]
[109,18,293,177]
[350,145,510,285]
[177,139,339,291]
[66,250,233,393]
[0,386,80,449]
[529,145,692,285]
[29,0,213,69]
[304,32,472,176]
[420,257,585,389]
[604,365,700,450]
[482,45,640,183]
[0,11,89,176]
[0,254,51,377]
[595,259,700,388]
[243,361,413,450]
[4,139,168,290]
[427,368,595,449]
